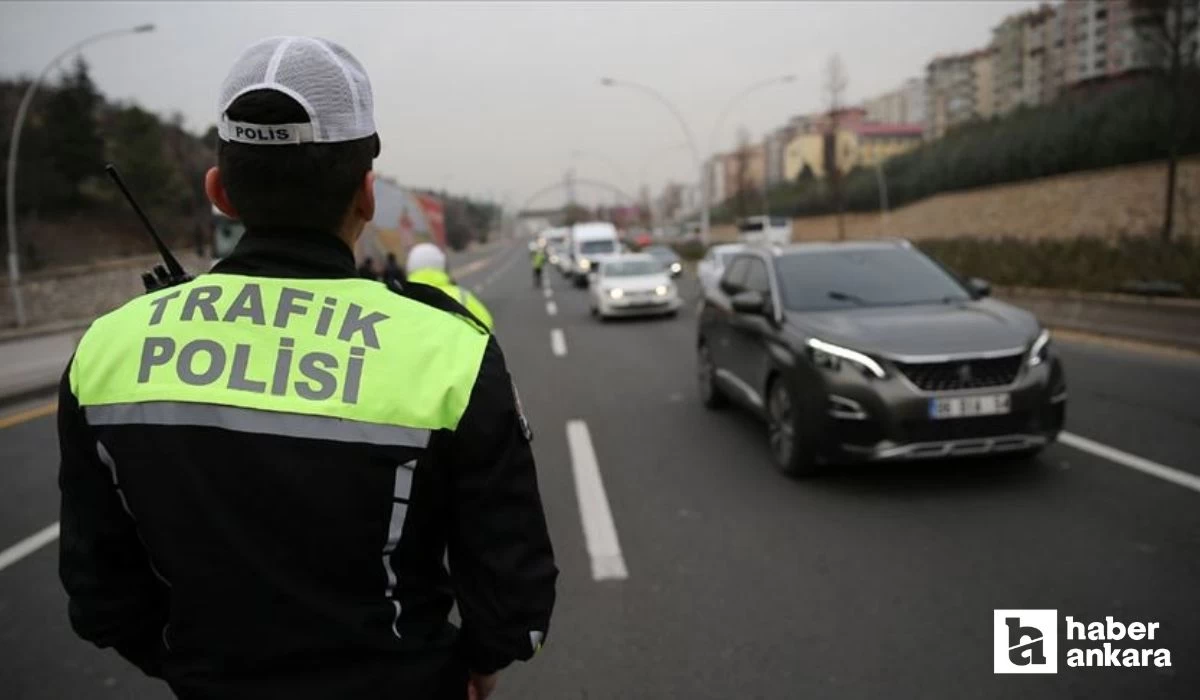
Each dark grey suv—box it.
[696,241,1067,476]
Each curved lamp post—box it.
[5,23,155,327]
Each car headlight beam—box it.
[608,288,624,300]
[806,338,886,379]
[579,259,592,271]
[655,285,669,297]
[1028,329,1051,367]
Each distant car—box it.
[546,242,567,268]
[589,254,681,320]
[697,243,745,293]
[737,216,792,246]
[696,240,1067,477]
[643,245,682,278]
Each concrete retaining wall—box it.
[0,252,206,330]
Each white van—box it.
[568,221,620,287]
[737,216,793,246]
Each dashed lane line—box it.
[546,301,558,317]
[565,420,628,581]
[550,329,567,357]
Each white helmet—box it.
[406,242,447,273]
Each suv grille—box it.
[895,355,1023,392]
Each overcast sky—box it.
[1,1,1038,208]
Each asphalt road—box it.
[1,238,1198,699]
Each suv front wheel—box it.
[766,377,819,477]
[697,343,728,409]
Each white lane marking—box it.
[1059,432,1200,495]
[543,287,553,299]
[0,522,60,573]
[546,301,558,317]
[565,420,628,581]
[550,329,567,357]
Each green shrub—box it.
[919,236,1200,296]
[714,74,1200,222]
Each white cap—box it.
[217,36,376,145]
[407,243,447,273]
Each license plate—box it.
[929,393,1011,419]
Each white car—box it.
[589,254,681,320]
[737,216,792,246]
[697,243,746,294]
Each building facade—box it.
[782,109,923,180]
[926,48,996,139]
[863,77,927,127]
[722,144,766,196]
[763,125,794,187]
[992,5,1060,114]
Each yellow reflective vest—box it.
[406,268,494,331]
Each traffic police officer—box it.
[405,242,494,330]
[531,246,547,289]
[57,36,556,700]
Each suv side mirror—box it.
[731,290,767,315]
[968,277,992,298]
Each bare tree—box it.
[824,53,849,240]
[733,127,754,218]
[1132,0,1199,242]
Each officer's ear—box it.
[205,167,239,219]
[354,171,376,222]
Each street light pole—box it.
[601,74,796,248]
[600,77,707,245]
[5,23,154,327]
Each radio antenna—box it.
[104,164,187,280]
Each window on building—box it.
[1096,8,1107,20]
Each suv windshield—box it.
[603,260,663,277]
[581,240,616,255]
[775,247,970,311]
[644,247,675,260]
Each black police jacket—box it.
[56,227,557,699]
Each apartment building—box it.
[863,77,927,126]
[926,48,995,139]
[993,4,1060,114]
[781,109,922,180]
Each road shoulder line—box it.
[1060,431,1200,495]
[0,522,60,573]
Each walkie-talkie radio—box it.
[104,164,193,292]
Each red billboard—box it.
[414,194,446,249]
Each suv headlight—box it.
[1028,329,1051,367]
[655,285,669,297]
[806,338,887,379]
[608,288,624,300]
[579,259,592,271]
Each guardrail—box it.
[999,287,1200,352]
